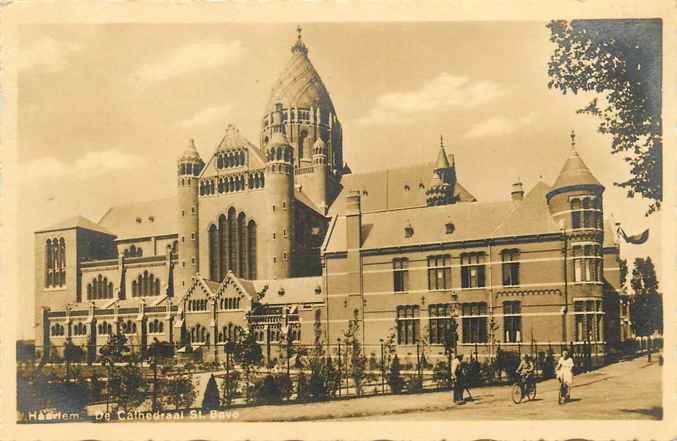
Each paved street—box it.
[231,356,661,422]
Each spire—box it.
[550,131,603,193]
[179,138,202,162]
[434,135,451,170]
[291,25,308,55]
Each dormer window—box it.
[419,183,425,190]
[404,224,414,238]
[445,223,455,234]
[148,216,155,222]
[278,287,285,296]
[404,185,411,192]
[314,285,322,294]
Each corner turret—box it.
[177,139,204,292]
[264,132,294,279]
[426,136,456,206]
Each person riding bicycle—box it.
[516,354,535,394]
[556,350,574,401]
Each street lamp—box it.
[337,338,342,397]
[379,338,385,394]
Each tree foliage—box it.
[629,257,662,336]
[162,374,197,410]
[202,374,220,411]
[108,364,146,412]
[547,19,662,215]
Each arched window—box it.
[143,271,149,296]
[247,220,257,279]
[238,213,247,277]
[227,208,236,273]
[582,198,592,228]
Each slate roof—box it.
[251,276,324,305]
[324,181,562,253]
[98,197,177,240]
[328,163,475,216]
[552,149,603,190]
[36,215,114,235]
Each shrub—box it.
[308,355,338,401]
[405,374,423,394]
[221,370,240,407]
[202,374,220,411]
[387,355,404,394]
[162,374,197,410]
[296,372,308,402]
[432,360,452,389]
[252,374,292,404]
[464,358,482,387]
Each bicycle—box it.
[511,375,537,404]
[557,378,570,404]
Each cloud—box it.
[23,149,142,181]
[463,113,538,139]
[132,40,245,85]
[19,37,83,73]
[357,73,508,125]
[177,104,233,129]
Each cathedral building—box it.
[33,30,627,363]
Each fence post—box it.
[337,339,342,398]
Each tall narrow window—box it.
[227,208,236,274]
[238,213,247,278]
[427,255,451,290]
[582,198,592,228]
[574,300,603,341]
[393,258,409,292]
[428,303,452,344]
[247,220,257,279]
[571,198,582,229]
[461,253,486,288]
[501,249,520,286]
[461,302,487,343]
[208,224,218,281]
[396,305,419,345]
[218,214,227,281]
[503,301,521,342]
[573,245,601,282]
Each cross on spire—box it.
[291,24,308,55]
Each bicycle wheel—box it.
[511,383,523,404]
[558,383,566,405]
[527,381,536,401]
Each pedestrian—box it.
[451,354,464,404]
[556,350,575,401]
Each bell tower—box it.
[176,139,204,292]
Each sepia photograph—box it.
[3,4,670,438]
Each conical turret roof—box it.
[552,149,603,190]
[265,28,336,116]
[434,145,451,170]
[179,139,202,162]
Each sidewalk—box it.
[228,356,661,421]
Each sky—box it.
[16,22,663,339]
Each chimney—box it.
[345,190,362,250]
[511,181,524,201]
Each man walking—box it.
[451,354,464,404]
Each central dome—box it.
[265,33,336,115]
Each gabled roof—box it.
[552,149,603,190]
[328,162,475,216]
[36,215,114,235]
[200,125,266,178]
[251,276,324,305]
[324,200,517,253]
[492,181,560,237]
[98,197,177,240]
[324,181,564,254]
